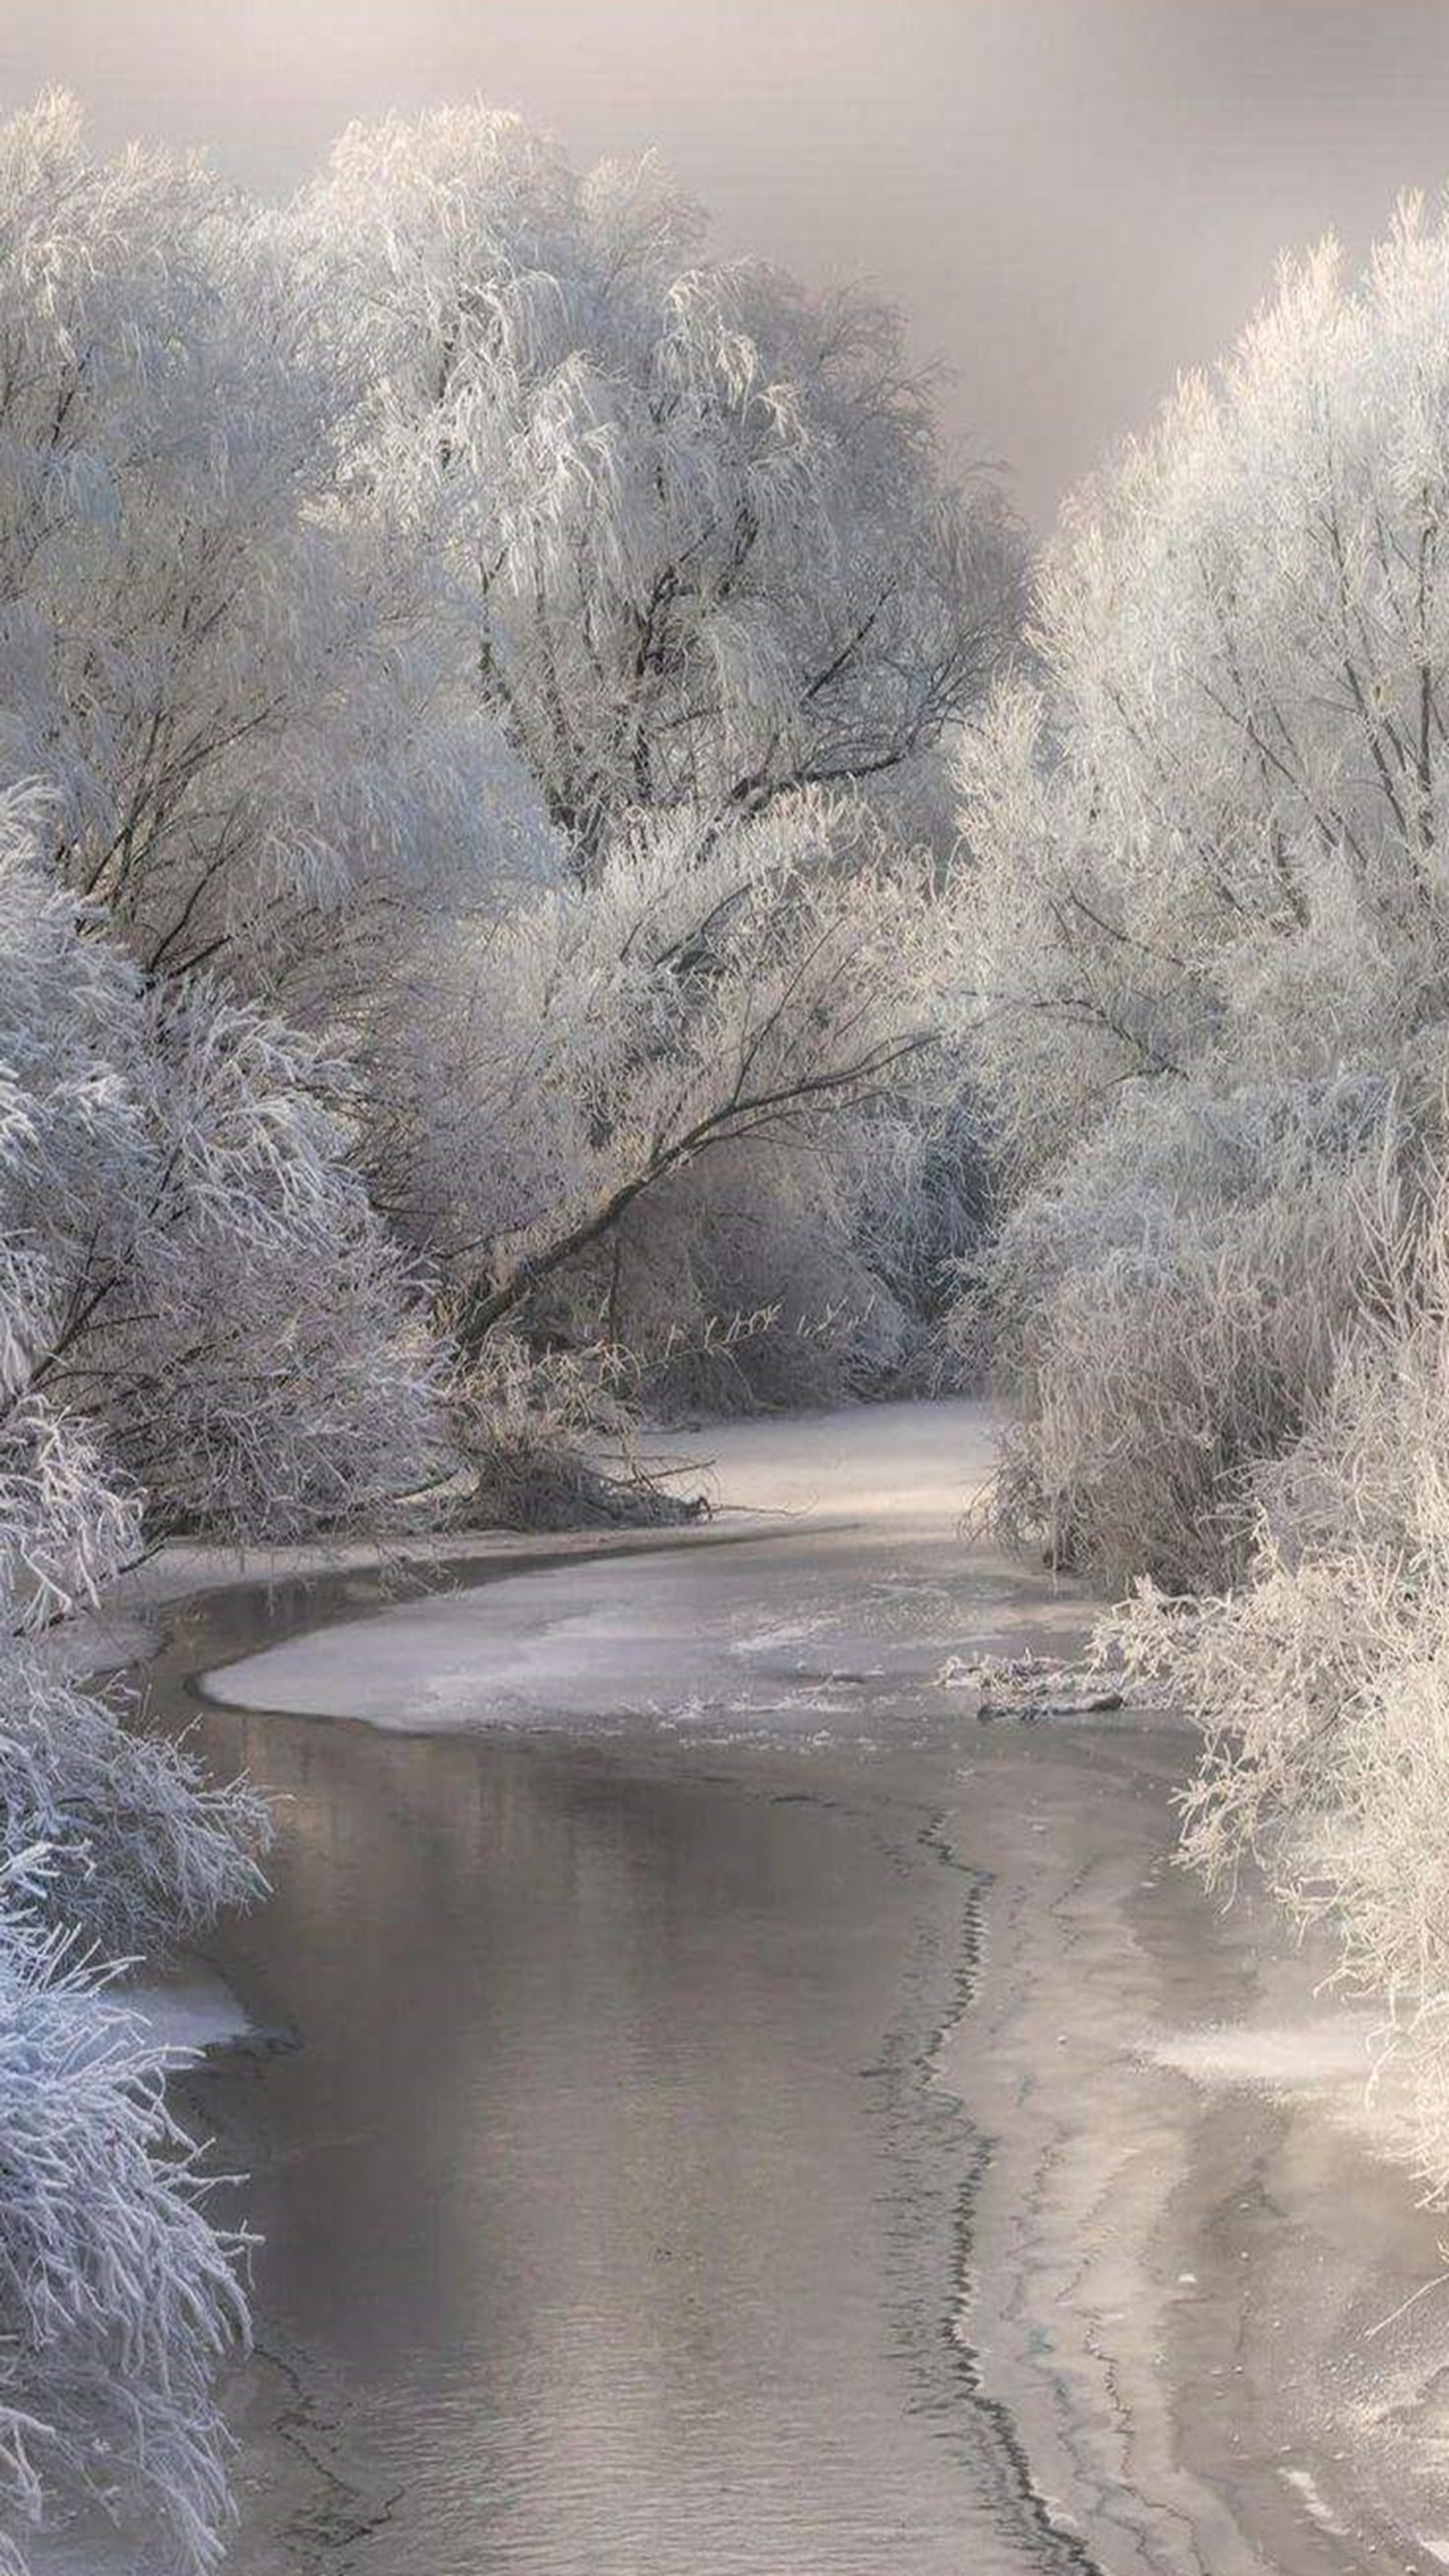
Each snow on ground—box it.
[633,1396,1005,1523]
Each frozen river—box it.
[124,1401,1449,2576]
[167,1403,1101,2575]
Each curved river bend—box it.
[129,1405,1449,2576]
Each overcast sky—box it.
[5,1,1449,524]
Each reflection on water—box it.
[152,1553,1088,2576]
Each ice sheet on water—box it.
[202,1403,1050,1736]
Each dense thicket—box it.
[957,206,1449,1581]
[958,198,1449,2198]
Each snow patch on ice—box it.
[118,1963,257,2065]
[1278,2464,1348,2537]
[635,1397,1002,1524]
[1145,2014,1387,2093]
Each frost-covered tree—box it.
[0,789,330,2571]
[0,90,542,1001]
[955,196,1449,1578]
[302,102,1019,880]
[290,102,1012,1395]
[0,785,441,1540]
[0,88,1013,1427]
[360,787,955,1413]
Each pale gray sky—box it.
[5,1,1449,523]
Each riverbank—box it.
[86,1402,1449,2571]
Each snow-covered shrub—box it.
[567,1089,993,1417]
[524,1123,915,1418]
[0,1894,249,2575]
[97,979,444,1539]
[0,783,444,1541]
[0,1652,269,1958]
[0,1432,264,2574]
[958,1079,1404,1585]
[447,1336,696,1529]
[850,1091,997,1342]
[1104,1158,1449,2197]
